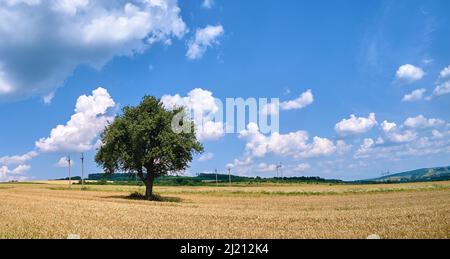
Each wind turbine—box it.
[276,163,283,179]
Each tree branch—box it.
[137,170,145,183]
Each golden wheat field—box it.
[0,181,449,239]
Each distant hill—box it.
[362,166,450,183]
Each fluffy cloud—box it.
[440,65,450,79]
[186,25,224,60]
[353,115,450,165]
[11,164,31,174]
[0,150,35,182]
[229,157,253,168]
[255,163,278,173]
[381,121,417,143]
[432,129,450,139]
[335,113,377,136]
[395,64,425,83]
[382,115,446,145]
[403,115,445,129]
[198,152,214,162]
[355,136,450,160]
[202,0,214,9]
[356,118,450,159]
[239,123,348,159]
[402,88,426,102]
[280,89,314,111]
[260,102,279,116]
[227,159,312,177]
[355,138,375,158]
[55,156,74,168]
[300,137,343,158]
[433,81,450,97]
[0,166,7,180]
[361,138,375,149]
[36,87,116,152]
[0,151,37,165]
[161,88,224,141]
[0,0,187,101]
[224,156,253,175]
[261,89,314,115]
[0,164,30,182]
[380,120,396,132]
[199,121,225,140]
[239,123,307,157]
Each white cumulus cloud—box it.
[440,65,450,79]
[55,156,74,168]
[261,89,314,115]
[432,129,450,139]
[0,151,37,165]
[0,164,30,182]
[161,88,224,141]
[186,25,224,60]
[355,136,450,160]
[35,87,116,152]
[255,163,278,173]
[356,115,450,160]
[202,0,214,9]
[279,89,314,111]
[402,88,426,102]
[381,120,397,132]
[0,0,187,101]
[395,64,425,83]
[355,138,376,158]
[260,102,280,116]
[403,115,445,129]
[433,81,450,97]
[11,164,31,174]
[381,120,417,143]
[239,123,348,159]
[335,113,377,136]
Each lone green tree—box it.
[95,96,203,200]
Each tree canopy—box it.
[95,96,203,199]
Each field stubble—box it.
[0,181,449,239]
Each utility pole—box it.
[227,166,232,186]
[81,153,85,188]
[67,155,71,189]
[215,169,218,187]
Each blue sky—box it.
[0,0,449,181]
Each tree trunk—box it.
[144,173,155,200]
[145,183,153,200]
